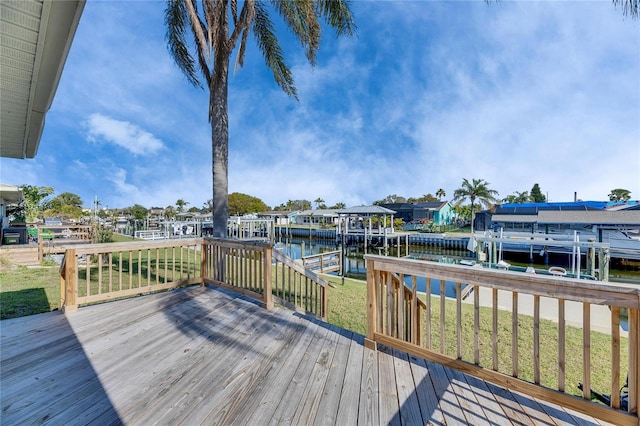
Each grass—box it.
[0,265,60,319]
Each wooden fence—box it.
[59,238,327,320]
[364,254,640,426]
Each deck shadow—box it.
[160,285,308,359]
[0,311,121,424]
[0,287,52,319]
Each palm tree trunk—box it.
[211,18,230,239]
[470,200,475,232]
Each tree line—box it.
[10,181,634,225]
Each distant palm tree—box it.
[164,205,176,220]
[175,198,189,213]
[165,1,355,237]
[314,198,325,209]
[435,188,446,201]
[453,178,499,230]
[502,191,530,204]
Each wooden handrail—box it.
[58,237,328,322]
[301,250,341,274]
[365,254,640,426]
[271,247,328,320]
[60,239,204,312]
[273,249,328,288]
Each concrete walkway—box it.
[464,287,627,337]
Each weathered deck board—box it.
[393,349,424,425]
[408,354,447,425]
[335,333,365,424]
[358,343,379,425]
[0,285,615,425]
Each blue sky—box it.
[1,0,639,210]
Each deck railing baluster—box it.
[363,254,640,426]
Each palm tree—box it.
[164,205,176,220]
[175,198,189,213]
[165,1,355,237]
[453,178,499,230]
[314,198,325,209]
[435,188,446,201]
[502,191,530,204]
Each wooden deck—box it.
[1,285,613,425]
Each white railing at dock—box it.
[134,230,169,240]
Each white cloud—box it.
[85,113,165,156]
[4,0,637,211]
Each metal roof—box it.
[414,201,448,210]
[491,210,640,226]
[337,205,397,215]
[296,209,341,216]
[0,0,85,159]
[491,214,539,223]
[537,210,640,226]
[496,201,609,214]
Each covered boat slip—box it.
[1,285,613,425]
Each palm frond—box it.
[269,0,320,65]
[253,1,297,99]
[612,0,639,18]
[230,0,256,73]
[165,0,202,88]
[185,0,215,87]
[231,0,239,24]
[315,0,357,37]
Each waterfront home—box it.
[484,202,640,259]
[381,201,459,227]
[257,210,294,225]
[294,208,342,226]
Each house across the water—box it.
[478,201,640,259]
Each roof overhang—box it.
[0,0,85,159]
[0,183,23,204]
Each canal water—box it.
[275,237,640,286]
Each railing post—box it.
[59,258,66,308]
[321,282,328,322]
[37,226,43,262]
[628,308,639,416]
[200,240,208,286]
[61,249,78,314]
[263,245,273,310]
[365,257,377,350]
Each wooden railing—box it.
[201,238,274,309]
[31,224,93,261]
[59,238,202,313]
[272,249,328,320]
[60,238,327,320]
[364,254,640,426]
[301,249,341,274]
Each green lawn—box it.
[0,265,60,319]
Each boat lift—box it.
[471,230,611,280]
